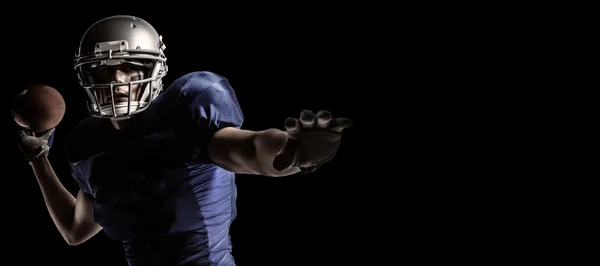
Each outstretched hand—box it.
[275,110,353,173]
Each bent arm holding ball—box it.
[18,129,102,246]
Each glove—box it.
[16,128,55,162]
[282,110,353,173]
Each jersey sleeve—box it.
[63,117,99,197]
[69,161,93,196]
[177,72,245,163]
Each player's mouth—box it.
[110,93,129,103]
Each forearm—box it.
[29,156,77,242]
[253,129,301,177]
[209,128,300,177]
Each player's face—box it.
[91,63,147,104]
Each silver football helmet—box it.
[74,15,168,120]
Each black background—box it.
[1,7,374,266]
[0,5,535,266]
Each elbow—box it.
[66,241,82,246]
[64,234,83,246]
[63,231,87,246]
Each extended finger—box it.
[299,110,315,128]
[315,110,332,128]
[284,117,301,138]
[330,118,353,132]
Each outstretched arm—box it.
[208,127,299,177]
[208,110,352,177]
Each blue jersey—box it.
[66,71,244,266]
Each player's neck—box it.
[110,118,136,130]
